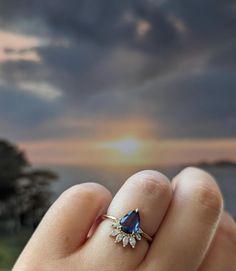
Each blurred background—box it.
[1,0,236,269]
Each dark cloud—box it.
[209,44,236,68]
[0,0,180,51]
[166,0,236,42]
[0,0,184,94]
[1,0,236,52]
[138,69,236,138]
[0,0,236,140]
[0,60,47,84]
[0,43,168,99]
[0,84,62,140]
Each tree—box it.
[0,139,57,228]
[0,140,29,200]
[18,170,58,227]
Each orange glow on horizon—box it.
[19,137,236,167]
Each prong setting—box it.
[102,209,153,247]
[110,222,142,248]
[109,209,142,248]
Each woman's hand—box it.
[13,168,236,271]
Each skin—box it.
[13,167,236,271]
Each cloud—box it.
[0,0,236,143]
[0,84,62,141]
[136,66,236,138]
[0,0,235,55]
[18,82,63,101]
[0,30,42,62]
[166,0,236,43]
[209,43,236,68]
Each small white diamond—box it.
[136,233,142,240]
[129,236,136,248]
[112,223,120,228]
[122,236,129,247]
[115,234,123,243]
[110,229,120,236]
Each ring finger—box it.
[80,170,172,270]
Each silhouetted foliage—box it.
[0,139,58,229]
[0,140,28,200]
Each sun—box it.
[98,136,142,156]
[109,137,141,155]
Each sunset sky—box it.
[0,0,236,166]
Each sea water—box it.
[50,165,236,217]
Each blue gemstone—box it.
[120,209,140,234]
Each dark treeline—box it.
[0,139,57,230]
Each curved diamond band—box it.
[101,208,153,248]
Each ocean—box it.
[49,165,236,217]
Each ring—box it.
[102,208,153,248]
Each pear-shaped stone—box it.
[120,209,140,234]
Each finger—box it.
[14,183,112,268]
[142,167,223,271]
[80,170,172,270]
[198,211,236,271]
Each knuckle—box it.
[194,184,223,214]
[131,170,172,196]
[178,167,223,215]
